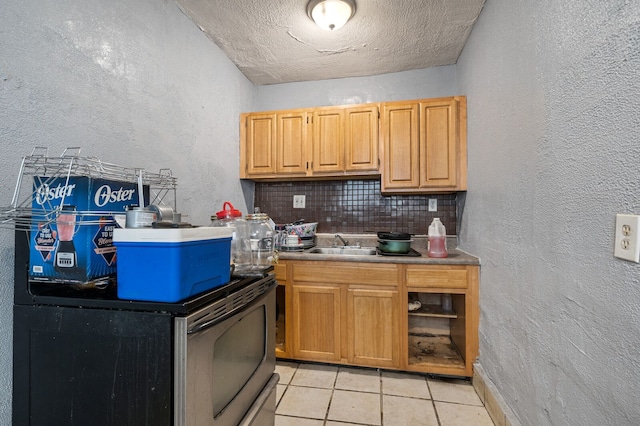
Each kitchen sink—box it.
[308,247,377,256]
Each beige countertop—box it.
[276,233,479,266]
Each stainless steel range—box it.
[12,230,278,426]
[174,274,277,426]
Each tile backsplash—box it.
[254,179,459,235]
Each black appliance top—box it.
[14,229,274,314]
[19,273,272,314]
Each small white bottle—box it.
[427,218,448,258]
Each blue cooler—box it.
[113,227,233,302]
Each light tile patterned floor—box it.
[275,361,494,426]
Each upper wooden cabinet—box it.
[242,112,276,176]
[344,105,379,172]
[381,96,467,193]
[276,110,308,175]
[240,104,380,180]
[380,102,420,189]
[311,108,344,174]
[240,97,466,189]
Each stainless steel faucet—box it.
[334,234,349,247]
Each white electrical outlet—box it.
[428,199,437,212]
[614,214,640,263]
[293,195,306,209]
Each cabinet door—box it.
[312,108,344,173]
[381,102,420,189]
[276,111,308,175]
[419,99,458,188]
[345,105,379,172]
[292,284,341,361]
[243,113,276,176]
[347,287,400,368]
[274,262,291,359]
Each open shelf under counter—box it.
[275,311,285,353]
[275,282,287,357]
[408,304,457,319]
[407,334,465,369]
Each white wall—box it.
[254,66,458,110]
[457,0,640,424]
[0,0,256,421]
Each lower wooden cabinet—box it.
[276,259,479,377]
[347,287,399,368]
[292,284,341,361]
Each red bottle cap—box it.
[215,202,243,219]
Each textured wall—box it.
[0,0,256,421]
[457,0,640,424]
[254,65,458,110]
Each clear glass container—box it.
[245,213,275,267]
[273,224,287,251]
[211,202,251,268]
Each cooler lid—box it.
[113,226,233,243]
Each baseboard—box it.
[473,362,520,426]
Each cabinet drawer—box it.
[274,263,287,282]
[291,262,398,286]
[406,266,468,289]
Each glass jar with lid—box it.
[210,202,251,268]
[245,213,275,267]
[273,224,287,251]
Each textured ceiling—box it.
[174,0,486,86]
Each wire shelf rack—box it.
[0,147,178,231]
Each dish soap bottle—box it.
[427,218,448,258]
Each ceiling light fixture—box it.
[307,0,356,31]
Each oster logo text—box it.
[35,183,76,205]
[94,185,136,207]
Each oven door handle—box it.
[187,303,245,335]
[186,280,275,335]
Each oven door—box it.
[174,278,276,426]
